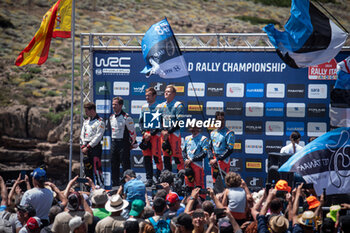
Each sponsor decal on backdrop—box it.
[226,102,243,116]
[287,84,305,98]
[131,100,147,115]
[246,83,264,98]
[122,100,130,113]
[265,140,283,153]
[245,121,263,135]
[95,56,131,75]
[95,82,111,95]
[233,139,242,153]
[308,59,337,80]
[131,82,148,95]
[230,158,243,172]
[265,102,284,117]
[246,177,263,188]
[308,84,327,99]
[207,83,224,96]
[307,122,327,137]
[266,83,285,98]
[187,101,203,113]
[206,101,224,115]
[286,122,305,136]
[150,82,166,96]
[188,82,205,97]
[226,120,243,135]
[132,154,144,168]
[113,82,130,96]
[171,83,185,96]
[245,102,264,117]
[102,136,111,150]
[245,139,263,154]
[307,103,327,117]
[96,99,111,114]
[286,103,306,118]
[265,121,284,136]
[245,158,263,172]
[226,83,244,97]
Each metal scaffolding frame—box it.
[80,33,350,105]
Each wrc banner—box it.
[92,50,350,189]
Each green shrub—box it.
[235,16,281,26]
[28,67,42,74]
[20,73,33,82]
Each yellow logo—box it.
[246,162,261,169]
[234,143,241,150]
[188,104,203,111]
[175,86,185,93]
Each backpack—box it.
[148,217,171,233]
[0,212,13,233]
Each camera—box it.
[199,189,209,195]
[276,190,288,199]
[214,208,226,219]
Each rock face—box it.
[0,105,82,183]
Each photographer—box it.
[182,124,212,198]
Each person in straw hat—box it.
[95,194,129,233]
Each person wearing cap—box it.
[139,87,163,187]
[20,216,42,233]
[182,124,212,194]
[20,168,53,226]
[172,213,194,233]
[109,97,137,186]
[91,189,110,220]
[120,170,146,207]
[164,192,185,220]
[209,111,235,182]
[95,194,129,233]
[52,191,93,233]
[274,180,292,193]
[80,102,106,187]
[69,216,87,233]
[128,199,146,228]
[306,195,320,211]
[157,85,185,172]
[15,204,36,232]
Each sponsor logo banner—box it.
[245,121,263,135]
[96,99,111,114]
[143,111,161,129]
[226,102,243,116]
[102,136,111,150]
[286,103,305,118]
[226,120,243,135]
[307,103,327,118]
[265,102,284,117]
[131,100,147,115]
[207,83,224,96]
[286,122,305,136]
[287,84,305,98]
[246,177,263,188]
[151,82,166,96]
[308,84,327,99]
[245,158,263,172]
[230,157,243,172]
[245,102,264,117]
[95,82,111,96]
[113,81,130,96]
[233,139,242,153]
[226,83,244,97]
[266,83,285,98]
[265,140,283,153]
[131,154,144,168]
[187,101,204,114]
[246,83,264,97]
[206,101,224,115]
[131,82,148,96]
[308,59,337,80]
[94,56,131,75]
[245,139,263,154]
[170,83,185,96]
[307,122,327,137]
[188,82,205,97]
[265,121,284,136]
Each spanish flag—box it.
[15,0,72,66]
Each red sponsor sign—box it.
[308,59,337,80]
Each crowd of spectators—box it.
[0,167,349,233]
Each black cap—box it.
[121,169,136,181]
[173,213,194,230]
[16,204,36,217]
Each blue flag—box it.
[330,57,350,127]
[263,0,347,69]
[279,127,350,195]
[141,18,189,79]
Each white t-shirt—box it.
[280,143,303,154]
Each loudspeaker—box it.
[267,152,294,185]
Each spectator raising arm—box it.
[7,173,22,207]
[251,189,267,221]
[292,183,303,226]
[63,175,79,198]
[208,187,224,209]
[45,181,68,208]
[0,176,8,209]
[185,187,200,214]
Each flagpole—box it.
[68,0,76,181]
